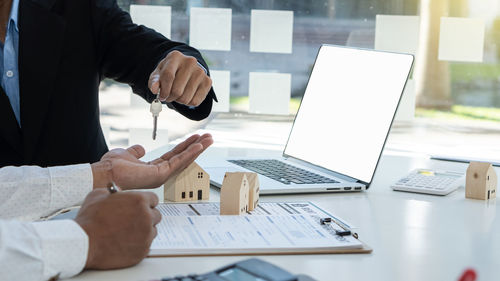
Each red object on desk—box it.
[458,269,477,281]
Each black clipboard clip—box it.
[320,217,359,239]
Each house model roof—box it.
[177,162,204,179]
[164,161,210,202]
[221,172,249,195]
[467,162,494,178]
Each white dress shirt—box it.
[0,164,93,280]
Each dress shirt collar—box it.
[9,0,20,32]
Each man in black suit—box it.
[0,0,217,167]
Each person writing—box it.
[0,0,217,167]
[0,133,213,280]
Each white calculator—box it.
[391,169,465,196]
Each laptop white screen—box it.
[283,46,413,183]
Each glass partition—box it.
[101,0,500,159]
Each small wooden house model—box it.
[220,172,249,215]
[164,162,210,202]
[244,173,260,211]
[466,162,497,200]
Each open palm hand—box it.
[100,134,213,190]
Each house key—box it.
[150,97,162,140]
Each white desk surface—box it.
[69,146,500,281]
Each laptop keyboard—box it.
[228,159,339,185]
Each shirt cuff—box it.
[32,220,88,279]
[48,164,93,211]
[197,61,207,74]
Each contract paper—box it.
[158,201,334,216]
[150,202,361,256]
[151,215,362,255]
[159,202,355,229]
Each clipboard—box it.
[148,202,372,257]
[149,243,373,257]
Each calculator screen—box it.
[218,268,266,281]
[418,170,462,178]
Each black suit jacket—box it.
[0,0,216,168]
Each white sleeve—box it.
[0,219,88,281]
[0,164,93,221]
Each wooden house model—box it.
[164,162,210,202]
[466,161,497,200]
[220,172,250,215]
[244,173,260,211]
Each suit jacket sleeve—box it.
[90,0,216,121]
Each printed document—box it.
[150,202,363,256]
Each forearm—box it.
[94,0,182,97]
[0,219,88,280]
[92,0,216,120]
[0,165,92,221]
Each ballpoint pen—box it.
[108,184,119,194]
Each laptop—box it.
[204,45,414,194]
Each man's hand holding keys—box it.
[148,50,212,107]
